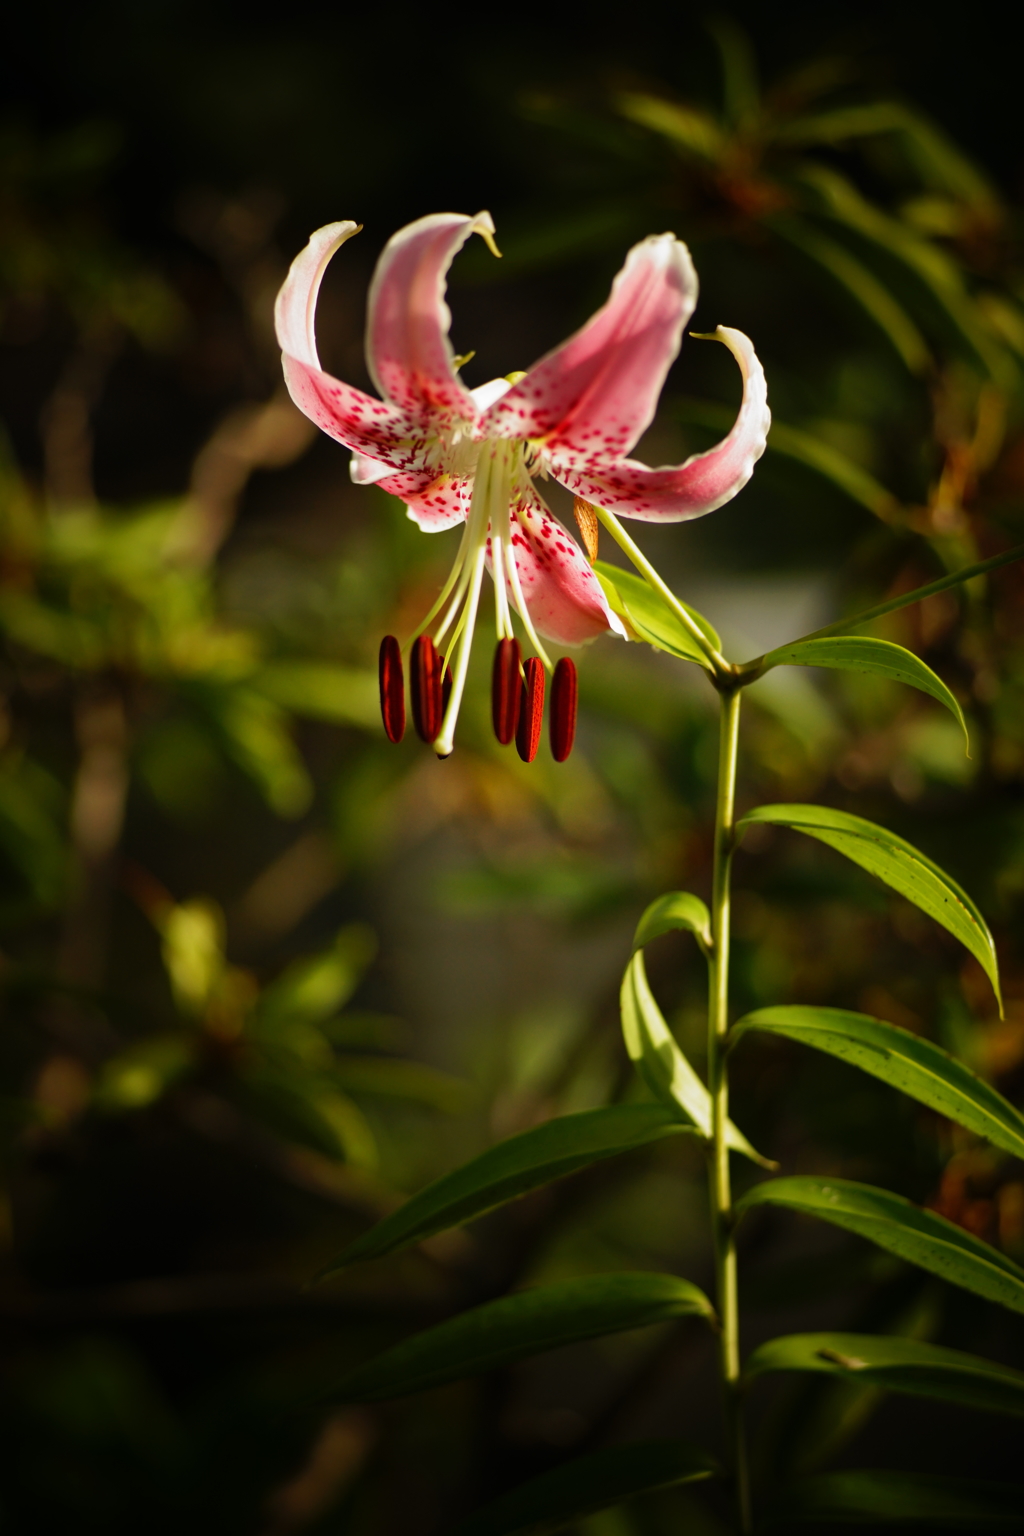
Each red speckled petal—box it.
[548,327,770,522]
[497,484,627,646]
[367,212,498,423]
[274,221,361,368]
[383,471,470,531]
[478,234,696,459]
[281,354,428,473]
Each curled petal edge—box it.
[548,326,770,523]
[274,221,362,368]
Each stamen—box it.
[491,638,522,745]
[550,657,578,762]
[378,635,405,743]
[515,657,545,763]
[410,634,443,742]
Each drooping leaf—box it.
[737,804,1001,1009]
[746,1330,1024,1419]
[756,637,968,750]
[736,1177,1024,1314]
[594,561,720,665]
[632,891,712,956]
[451,1439,719,1536]
[731,1007,1024,1157]
[615,91,725,163]
[673,398,904,522]
[771,215,930,376]
[765,1469,1024,1527]
[254,661,380,728]
[621,953,773,1167]
[330,1273,715,1402]
[328,1104,693,1273]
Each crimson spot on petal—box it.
[516,658,545,764]
[411,635,443,743]
[550,657,578,763]
[379,635,405,744]
[492,638,522,745]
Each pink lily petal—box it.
[478,234,697,460]
[281,354,428,472]
[350,455,468,530]
[498,485,628,645]
[367,212,499,423]
[548,327,770,522]
[274,220,360,368]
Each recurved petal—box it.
[274,221,361,368]
[548,327,770,522]
[375,469,469,531]
[499,485,628,645]
[479,234,697,459]
[282,354,429,473]
[367,212,500,423]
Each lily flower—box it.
[275,212,769,759]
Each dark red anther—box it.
[491,638,522,745]
[515,657,545,763]
[549,657,578,762]
[410,635,443,743]
[378,635,405,743]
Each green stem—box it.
[593,505,731,674]
[708,683,750,1534]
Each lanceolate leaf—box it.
[330,1273,715,1402]
[737,804,1001,1009]
[731,1007,1024,1159]
[746,1332,1024,1419]
[621,953,772,1167]
[632,891,712,956]
[594,561,720,665]
[451,1439,719,1536]
[325,1104,693,1274]
[736,1177,1024,1315]
[765,1470,1024,1527]
[757,637,968,750]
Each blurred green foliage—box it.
[3,7,1024,1533]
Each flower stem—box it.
[708,682,750,1534]
[592,506,731,674]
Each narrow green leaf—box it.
[731,1007,1024,1158]
[673,398,904,521]
[770,541,1024,645]
[621,954,773,1167]
[758,637,968,750]
[451,1439,718,1536]
[737,804,1001,1009]
[327,1104,692,1273]
[746,1330,1024,1419]
[771,215,930,375]
[615,90,725,163]
[632,891,712,956]
[594,561,720,665]
[736,1176,1024,1315]
[331,1273,715,1402]
[765,1470,1024,1527]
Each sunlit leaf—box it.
[632,891,712,956]
[94,1035,196,1112]
[259,926,377,1023]
[331,1273,715,1402]
[736,1177,1024,1314]
[737,804,1001,1009]
[731,1007,1024,1157]
[161,897,224,1015]
[756,637,968,749]
[614,91,724,163]
[746,1331,1024,1419]
[451,1439,718,1536]
[765,1470,1024,1527]
[327,1104,693,1273]
[594,562,719,665]
[621,953,772,1167]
